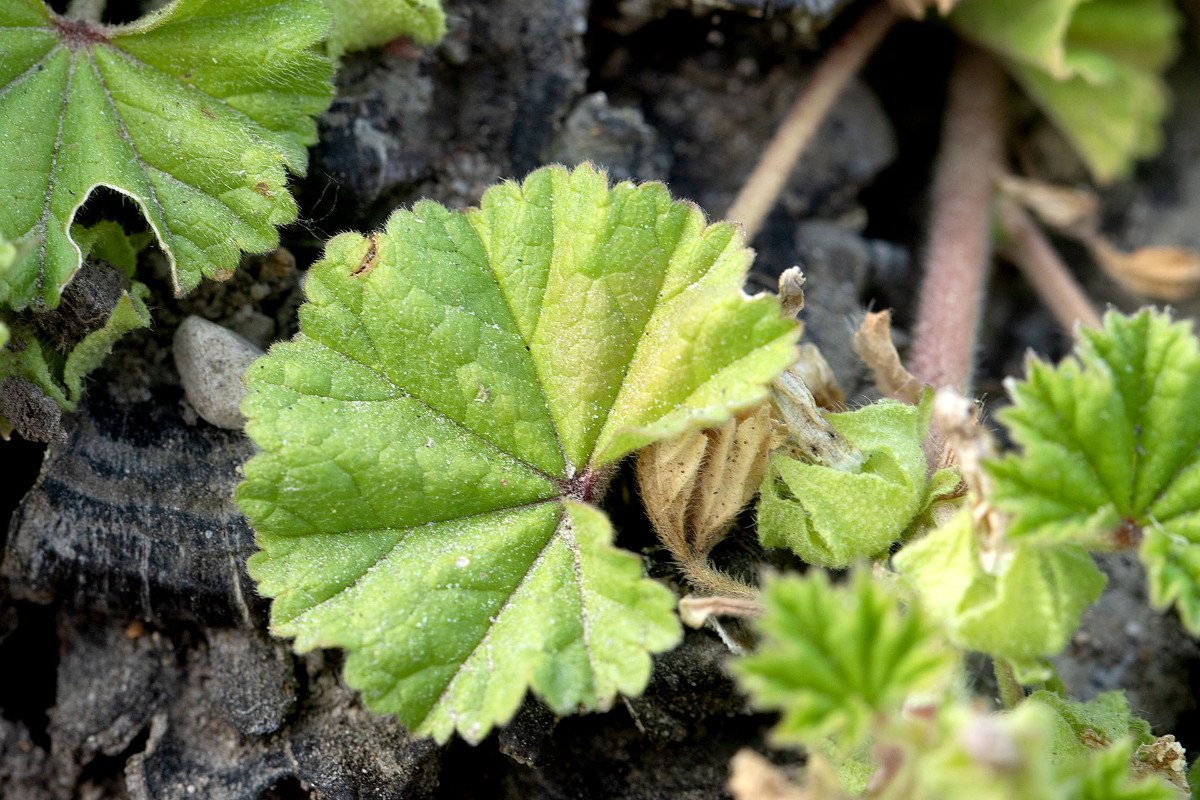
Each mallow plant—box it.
[237,162,1198,799]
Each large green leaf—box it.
[0,0,333,310]
[987,310,1200,631]
[238,164,801,743]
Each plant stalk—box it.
[996,198,1102,333]
[994,658,1025,710]
[908,45,1006,394]
[725,1,899,239]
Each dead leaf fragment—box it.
[853,310,924,404]
[995,174,1098,236]
[728,750,811,800]
[1088,240,1200,301]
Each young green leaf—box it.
[0,280,151,414]
[895,508,1105,672]
[757,392,956,567]
[733,569,956,749]
[0,0,334,310]
[950,0,1179,182]
[986,310,1200,631]
[1026,690,1153,763]
[326,0,445,60]
[237,164,800,743]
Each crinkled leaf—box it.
[238,164,800,743]
[757,392,953,567]
[895,508,1105,665]
[1027,690,1153,764]
[733,569,956,749]
[326,0,445,59]
[0,0,334,310]
[987,310,1200,631]
[951,0,1179,182]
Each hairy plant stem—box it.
[996,198,1102,333]
[994,658,1025,710]
[725,0,898,239]
[909,45,1006,394]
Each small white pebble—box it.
[174,315,264,430]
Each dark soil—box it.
[3,1,1200,798]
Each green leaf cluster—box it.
[987,309,1200,633]
[757,391,959,567]
[0,224,152,426]
[950,0,1180,183]
[237,163,800,743]
[733,568,956,748]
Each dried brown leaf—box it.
[771,370,862,472]
[679,595,765,628]
[995,174,1098,237]
[853,310,925,404]
[728,750,812,800]
[778,267,806,322]
[932,388,1007,571]
[1088,239,1200,301]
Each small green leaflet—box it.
[733,569,956,749]
[951,0,1179,183]
[238,164,800,743]
[326,0,445,60]
[757,392,958,567]
[986,310,1200,632]
[895,507,1105,676]
[0,0,334,310]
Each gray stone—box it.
[173,316,263,431]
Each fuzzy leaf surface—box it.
[951,0,1179,182]
[326,0,445,59]
[987,310,1200,631]
[733,569,955,749]
[895,509,1105,668]
[757,393,955,567]
[238,164,800,743]
[0,0,333,310]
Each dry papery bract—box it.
[996,174,1200,301]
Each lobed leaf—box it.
[986,309,1200,632]
[0,0,334,310]
[757,392,955,567]
[895,508,1105,668]
[238,164,800,743]
[733,569,956,749]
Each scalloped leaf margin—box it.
[0,0,334,310]
[237,163,801,743]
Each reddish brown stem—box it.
[909,45,1007,394]
[996,198,1102,333]
[725,1,899,239]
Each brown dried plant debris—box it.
[996,173,1200,301]
[853,310,924,405]
[637,404,774,599]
